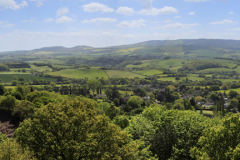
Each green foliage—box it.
[112,115,129,129]
[229,90,238,99]
[126,115,155,142]
[0,64,10,71]
[87,79,101,96]
[0,95,16,111]
[15,98,154,160]
[0,134,8,145]
[0,84,5,95]
[0,139,35,160]
[227,98,239,113]
[221,84,229,90]
[131,107,214,160]
[12,100,35,122]
[142,104,166,121]
[26,91,59,107]
[127,96,143,110]
[11,91,22,100]
[190,114,240,160]
[113,98,119,106]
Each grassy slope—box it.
[134,69,163,76]
[126,59,192,68]
[31,65,53,72]
[0,74,56,82]
[105,70,145,78]
[48,69,108,79]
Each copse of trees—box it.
[0,64,10,71]
[15,98,156,160]
[178,61,223,72]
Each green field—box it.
[0,74,56,82]
[158,77,185,82]
[105,70,145,79]
[161,46,184,55]
[187,74,205,81]
[48,69,108,79]
[0,72,29,75]
[31,65,52,72]
[126,59,191,69]
[10,68,32,73]
[134,69,163,76]
[190,50,220,57]
[34,51,54,55]
[196,110,213,115]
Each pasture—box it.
[0,74,56,82]
[105,70,145,79]
[47,68,108,79]
[126,59,190,69]
[217,88,240,94]
[134,69,163,76]
[196,110,214,115]
[30,65,53,72]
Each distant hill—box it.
[136,39,240,50]
[1,39,240,61]
[32,45,93,52]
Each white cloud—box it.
[231,28,240,31]
[37,2,43,7]
[117,19,146,28]
[164,20,171,23]
[228,12,234,15]
[0,0,27,10]
[82,2,114,13]
[56,16,73,23]
[185,0,210,2]
[29,0,45,7]
[153,23,199,30]
[141,0,153,9]
[21,18,37,23]
[0,21,15,28]
[210,19,238,24]
[189,12,196,15]
[82,18,117,23]
[43,18,53,23]
[174,16,181,18]
[57,7,69,17]
[117,6,134,15]
[138,6,178,16]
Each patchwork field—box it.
[30,65,53,72]
[0,74,56,82]
[134,69,163,76]
[217,88,240,94]
[48,69,108,79]
[126,59,192,69]
[190,50,220,57]
[34,52,54,55]
[105,70,145,79]
[158,77,185,82]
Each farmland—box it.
[133,69,163,76]
[47,68,108,79]
[0,74,56,82]
[30,65,52,72]
[104,70,145,79]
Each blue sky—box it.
[0,0,239,51]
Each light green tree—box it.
[15,98,155,160]
[190,114,240,160]
[87,79,100,96]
